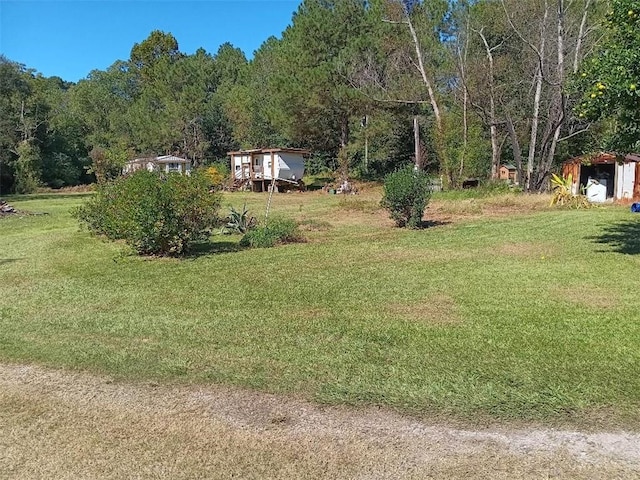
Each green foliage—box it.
[223,202,256,234]
[0,56,90,192]
[239,216,304,248]
[130,30,181,82]
[74,170,220,255]
[381,166,432,228]
[87,146,127,184]
[550,173,591,209]
[576,0,640,152]
[480,179,518,195]
[202,165,227,190]
[14,140,42,193]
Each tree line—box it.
[1,0,636,194]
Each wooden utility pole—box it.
[414,115,421,169]
[362,115,368,173]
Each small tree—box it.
[381,165,431,228]
[74,170,220,255]
[14,140,41,194]
[87,146,127,184]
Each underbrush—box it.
[239,216,305,248]
[430,193,551,216]
[36,184,96,194]
[338,197,380,213]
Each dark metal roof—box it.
[564,152,640,165]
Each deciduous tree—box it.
[577,0,640,152]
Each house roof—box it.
[501,164,517,170]
[128,155,190,164]
[228,148,310,156]
[155,155,190,164]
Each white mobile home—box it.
[228,148,309,191]
[124,155,192,175]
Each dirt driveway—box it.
[2,363,639,479]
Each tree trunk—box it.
[476,29,502,180]
[401,5,449,181]
[573,0,592,74]
[505,113,524,185]
[525,0,549,191]
[414,115,421,170]
[458,14,471,179]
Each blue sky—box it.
[0,0,301,82]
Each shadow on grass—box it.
[416,220,451,229]
[305,176,334,191]
[590,219,640,254]
[185,240,245,258]
[2,193,94,202]
[0,258,22,266]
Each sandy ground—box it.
[1,363,639,479]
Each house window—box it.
[235,165,241,171]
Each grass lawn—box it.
[1,188,640,427]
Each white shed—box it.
[124,155,192,175]
[228,148,309,191]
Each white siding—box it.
[276,153,305,180]
[232,154,249,179]
[615,162,636,200]
[264,153,274,180]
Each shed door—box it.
[621,163,635,200]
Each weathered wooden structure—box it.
[499,164,519,184]
[562,153,640,202]
[228,148,309,192]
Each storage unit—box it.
[562,153,640,202]
[499,164,519,184]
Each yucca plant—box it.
[222,202,257,234]
[550,173,591,209]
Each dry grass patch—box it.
[328,207,392,230]
[428,198,484,219]
[481,193,552,212]
[386,294,461,325]
[373,247,477,264]
[337,196,381,214]
[495,241,556,258]
[557,286,621,310]
[293,307,330,321]
[427,193,553,223]
[2,363,639,480]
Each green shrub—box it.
[381,166,432,228]
[73,170,221,255]
[480,179,518,195]
[239,217,304,248]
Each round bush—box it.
[74,170,221,255]
[381,166,432,228]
